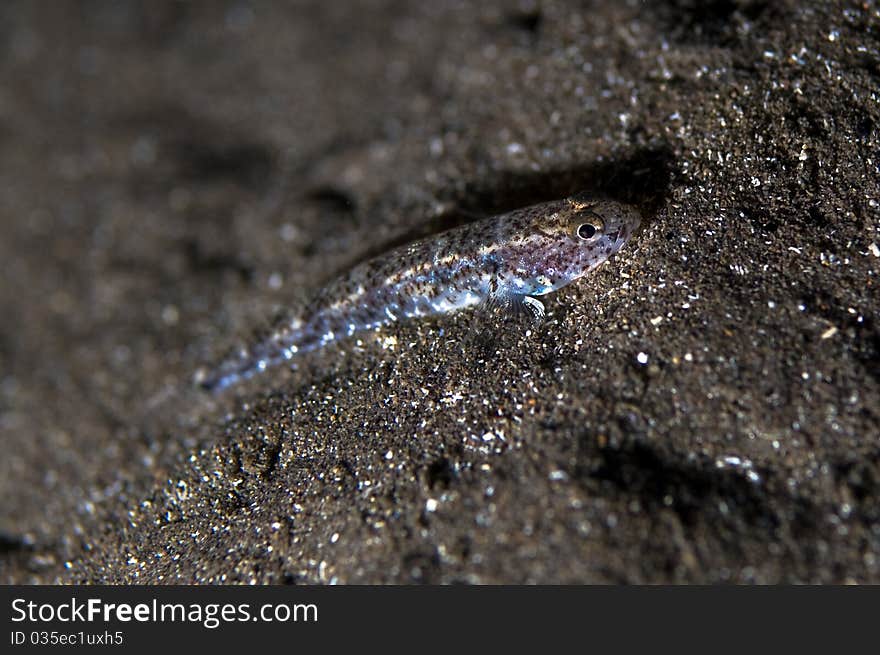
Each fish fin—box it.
[484,290,545,324]
[483,293,506,315]
[521,295,546,323]
[484,288,516,314]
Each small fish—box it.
[199,194,641,391]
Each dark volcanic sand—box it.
[0,0,878,584]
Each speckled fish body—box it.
[200,194,641,391]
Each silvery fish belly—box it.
[199,194,642,391]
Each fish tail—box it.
[197,326,302,392]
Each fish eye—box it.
[576,222,600,240]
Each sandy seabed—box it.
[0,0,878,583]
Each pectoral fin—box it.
[521,295,546,323]
[484,289,545,324]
